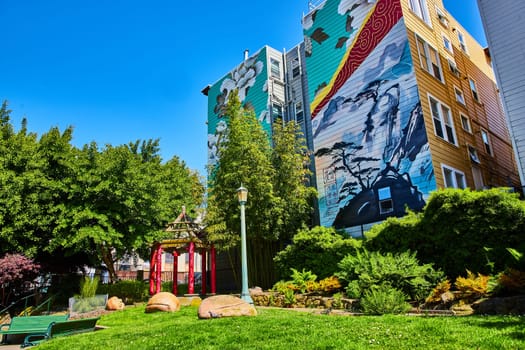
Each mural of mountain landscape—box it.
[304,0,436,230]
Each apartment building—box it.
[477,0,525,192]
[203,0,520,236]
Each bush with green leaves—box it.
[360,283,412,315]
[337,249,444,303]
[274,226,361,280]
[366,188,525,279]
[97,280,149,304]
[290,268,317,293]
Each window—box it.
[442,34,453,52]
[270,58,281,79]
[460,113,472,133]
[429,95,456,144]
[409,0,431,25]
[416,36,443,82]
[457,30,468,53]
[448,58,460,76]
[272,103,283,122]
[292,66,300,78]
[377,187,394,214]
[436,7,448,27]
[295,102,304,124]
[467,145,480,164]
[454,86,465,105]
[481,129,492,155]
[291,57,300,78]
[442,164,466,189]
[469,78,479,102]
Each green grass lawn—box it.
[35,305,524,349]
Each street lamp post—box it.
[237,185,253,304]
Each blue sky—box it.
[1,0,486,174]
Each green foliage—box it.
[360,284,412,315]
[97,280,149,304]
[206,92,316,288]
[0,101,204,281]
[35,306,525,349]
[80,276,99,299]
[274,226,361,280]
[270,120,317,243]
[366,188,525,279]
[337,249,443,302]
[290,268,317,293]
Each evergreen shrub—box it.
[97,280,148,304]
[365,188,525,279]
[337,249,443,303]
[274,226,361,280]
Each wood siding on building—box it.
[402,0,520,190]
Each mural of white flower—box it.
[220,56,264,103]
[207,120,228,166]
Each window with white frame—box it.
[469,78,479,102]
[448,58,460,76]
[460,113,472,133]
[442,34,453,52]
[416,35,443,82]
[270,58,281,79]
[409,0,431,25]
[429,95,456,144]
[436,7,448,27]
[442,164,466,189]
[295,101,304,124]
[272,103,283,122]
[481,129,492,155]
[457,29,468,53]
[454,86,465,105]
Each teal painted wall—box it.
[207,48,271,167]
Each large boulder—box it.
[198,295,257,319]
[106,296,125,311]
[145,292,180,313]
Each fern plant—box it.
[360,284,411,315]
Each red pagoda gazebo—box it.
[149,207,216,295]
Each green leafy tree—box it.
[0,101,204,282]
[270,120,317,242]
[206,92,315,288]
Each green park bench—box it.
[0,314,69,344]
[21,317,100,348]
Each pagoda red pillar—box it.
[172,251,178,295]
[188,242,195,294]
[211,245,216,294]
[155,246,163,294]
[149,244,158,295]
[200,248,207,295]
